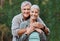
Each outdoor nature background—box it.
[0,0,60,41]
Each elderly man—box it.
[11,1,50,41]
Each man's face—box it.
[30,8,39,20]
[21,5,31,18]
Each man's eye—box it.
[27,9,30,10]
[24,9,26,10]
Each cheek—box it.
[27,10,30,14]
[28,10,30,12]
[35,13,38,16]
[22,10,25,13]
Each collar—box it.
[20,13,30,22]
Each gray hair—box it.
[21,1,32,9]
[31,5,40,11]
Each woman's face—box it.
[30,8,39,20]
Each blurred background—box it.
[0,0,60,41]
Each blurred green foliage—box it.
[0,0,60,41]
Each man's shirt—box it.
[11,13,49,41]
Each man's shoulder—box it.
[12,13,23,22]
[14,13,22,18]
[13,13,22,19]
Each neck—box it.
[30,18,37,23]
[23,16,30,20]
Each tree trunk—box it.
[0,0,5,8]
[9,0,12,5]
[1,32,4,41]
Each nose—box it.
[33,12,35,15]
[25,10,28,12]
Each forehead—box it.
[31,8,39,12]
[22,5,31,9]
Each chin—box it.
[24,15,30,20]
[23,15,29,17]
[32,18,37,20]
[32,17,37,20]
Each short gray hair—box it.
[21,1,32,9]
[31,5,40,11]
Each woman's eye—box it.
[35,12,38,13]
[31,11,34,13]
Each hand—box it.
[25,26,35,35]
[35,28,43,34]
[44,27,50,35]
[33,22,44,29]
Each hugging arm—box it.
[37,17,50,35]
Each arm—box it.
[17,29,26,36]
[37,17,50,35]
[42,27,50,35]
[11,16,26,37]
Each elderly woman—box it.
[20,5,50,41]
[29,5,50,41]
[30,5,50,35]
